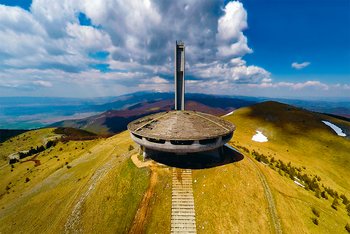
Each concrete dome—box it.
[127,111,235,153]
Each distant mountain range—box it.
[0,92,349,130]
[50,96,256,134]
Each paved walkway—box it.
[171,169,197,234]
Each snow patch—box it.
[222,110,234,117]
[322,121,346,137]
[252,131,268,142]
[294,180,305,188]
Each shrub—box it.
[341,194,349,205]
[25,177,30,183]
[321,191,328,200]
[315,190,321,198]
[331,198,339,210]
[67,165,72,169]
[345,223,350,233]
[46,140,57,148]
[312,207,320,217]
[128,145,134,151]
[311,217,319,225]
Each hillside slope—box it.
[0,101,349,233]
[221,101,350,233]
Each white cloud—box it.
[33,80,53,87]
[149,76,169,84]
[191,58,270,84]
[5,1,345,98]
[0,0,269,96]
[249,80,329,90]
[292,62,311,70]
[216,2,252,58]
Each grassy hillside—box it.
[0,129,29,143]
[0,128,58,166]
[220,101,350,233]
[0,130,150,233]
[0,101,349,233]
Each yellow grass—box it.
[0,130,149,233]
[1,101,349,233]
[0,128,59,165]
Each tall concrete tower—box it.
[175,41,185,111]
[128,41,235,159]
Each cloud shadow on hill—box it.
[148,144,244,169]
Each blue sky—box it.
[243,0,350,78]
[0,0,349,98]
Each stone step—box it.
[171,212,196,216]
[172,186,192,189]
[171,224,196,228]
[172,194,194,197]
[172,201,195,205]
[172,218,196,222]
[172,192,193,196]
[172,197,194,201]
[171,215,196,221]
[172,189,193,192]
[172,209,195,212]
[172,175,192,178]
[172,181,192,184]
[171,168,197,234]
[172,187,193,190]
[172,202,195,205]
[172,203,195,207]
[172,211,195,215]
[172,171,192,174]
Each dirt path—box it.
[246,156,282,234]
[131,154,152,168]
[128,165,158,234]
[64,156,117,233]
[0,163,7,170]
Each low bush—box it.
[331,198,339,210]
[345,223,350,233]
[341,194,349,205]
[311,207,320,217]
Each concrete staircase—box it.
[171,169,197,234]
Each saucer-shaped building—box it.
[128,110,235,153]
[127,41,235,157]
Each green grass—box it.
[222,101,350,233]
[0,128,58,164]
[193,158,271,233]
[1,101,349,233]
[145,167,172,233]
[0,130,150,233]
[82,157,150,233]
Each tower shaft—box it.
[175,41,185,111]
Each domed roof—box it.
[127,111,235,141]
